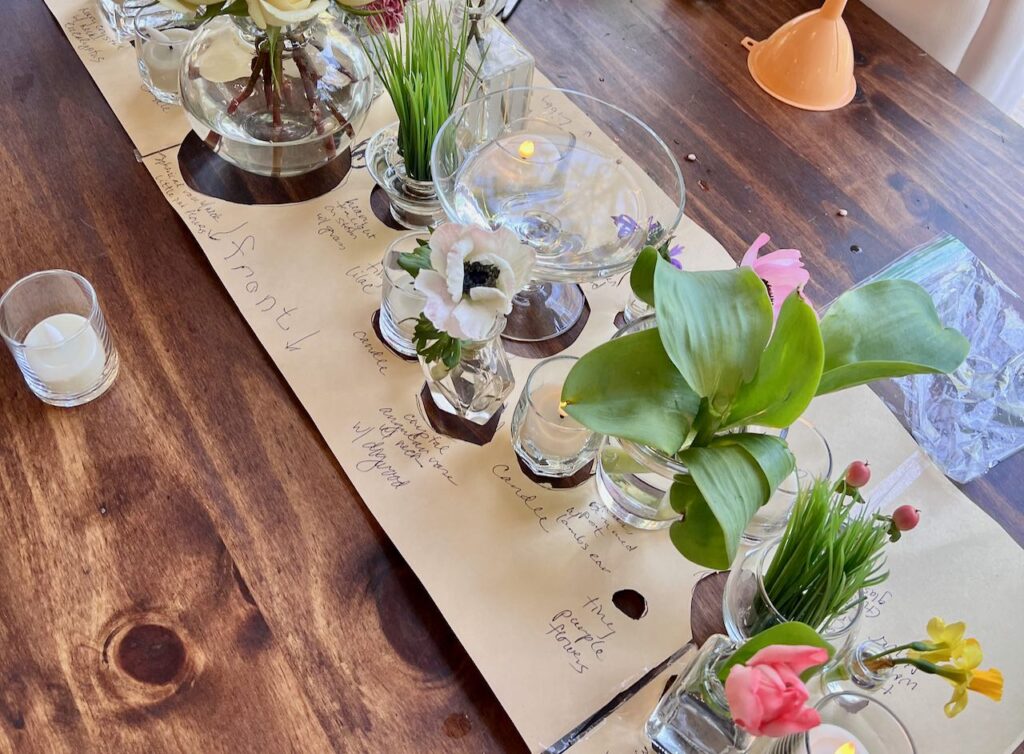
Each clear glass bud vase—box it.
[179,15,374,177]
[419,317,514,425]
[819,640,894,696]
[646,635,753,754]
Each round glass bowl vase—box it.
[419,317,514,425]
[366,122,446,230]
[379,233,428,357]
[769,692,916,754]
[723,540,864,661]
[179,15,374,177]
[432,86,684,341]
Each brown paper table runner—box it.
[42,2,1024,751]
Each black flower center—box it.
[462,261,501,294]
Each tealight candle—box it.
[806,723,870,754]
[0,269,119,407]
[141,27,193,94]
[511,356,599,478]
[24,314,106,395]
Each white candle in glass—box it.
[24,313,105,395]
[387,270,425,326]
[142,27,193,94]
[521,383,590,459]
[806,724,870,754]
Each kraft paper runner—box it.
[43,2,1024,752]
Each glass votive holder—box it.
[0,270,119,407]
[380,233,428,358]
[769,692,916,754]
[511,356,600,478]
[134,6,199,104]
[743,417,832,544]
[113,0,157,43]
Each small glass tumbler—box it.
[134,6,198,104]
[743,418,833,543]
[115,0,157,43]
[380,233,429,358]
[767,692,916,754]
[511,356,600,478]
[0,271,119,407]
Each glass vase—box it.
[646,635,753,754]
[179,15,374,177]
[723,540,864,661]
[458,0,535,132]
[419,317,514,425]
[818,640,893,696]
[366,122,446,230]
[379,233,428,357]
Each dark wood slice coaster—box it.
[371,309,417,362]
[690,571,729,647]
[417,384,503,446]
[515,455,594,490]
[369,185,407,230]
[177,131,351,205]
[501,292,591,359]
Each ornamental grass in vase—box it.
[169,0,376,176]
[562,237,969,570]
[362,0,475,229]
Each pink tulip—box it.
[724,644,828,737]
[741,233,811,319]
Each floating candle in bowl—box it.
[807,725,869,754]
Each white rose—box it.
[246,0,329,28]
[414,224,535,341]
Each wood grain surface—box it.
[1,1,1022,753]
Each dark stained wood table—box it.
[1,0,1022,751]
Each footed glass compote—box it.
[431,87,684,342]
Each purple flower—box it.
[668,244,685,269]
[612,214,640,239]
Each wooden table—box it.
[1,0,1021,751]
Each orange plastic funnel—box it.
[741,0,857,111]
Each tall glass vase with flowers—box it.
[562,237,969,570]
[647,622,834,754]
[396,224,535,424]
[361,1,474,229]
[170,0,375,177]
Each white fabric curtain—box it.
[862,0,1024,113]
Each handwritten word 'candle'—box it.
[24,314,105,394]
[807,725,869,754]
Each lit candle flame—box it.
[518,139,536,159]
[835,743,856,754]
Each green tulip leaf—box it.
[717,622,835,683]
[654,261,773,414]
[816,280,969,395]
[669,443,776,568]
[629,246,660,306]
[725,292,824,429]
[709,433,795,500]
[562,328,700,455]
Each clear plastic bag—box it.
[853,235,1024,483]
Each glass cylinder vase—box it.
[179,15,374,177]
[723,540,864,661]
[646,635,754,754]
[419,317,514,425]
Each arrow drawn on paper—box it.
[286,330,321,351]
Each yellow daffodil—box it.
[937,663,1004,718]
[908,617,968,663]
